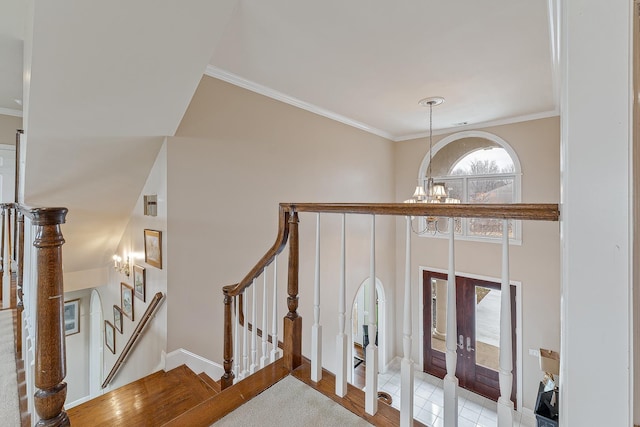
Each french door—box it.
[422,270,516,402]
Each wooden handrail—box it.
[220,202,560,389]
[102,292,165,388]
[223,206,291,298]
[280,202,560,221]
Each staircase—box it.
[65,358,419,427]
[67,365,221,426]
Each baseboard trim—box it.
[163,348,224,380]
[65,395,92,409]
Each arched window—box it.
[417,131,521,242]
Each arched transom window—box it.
[418,131,522,242]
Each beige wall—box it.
[394,117,560,411]
[96,143,168,392]
[0,114,21,146]
[168,77,396,371]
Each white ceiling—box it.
[0,1,558,277]
[2,1,558,139]
[207,1,558,140]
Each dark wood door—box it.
[422,270,516,402]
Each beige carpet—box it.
[0,310,20,426]
[212,375,373,427]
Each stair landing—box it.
[67,365,218,426]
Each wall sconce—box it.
[113,254,130,277]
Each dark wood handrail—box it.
[222,202,558,302]
[223,206,291,298]
[102,292,165,388]
[279,202,560,221]
[220,202,560,389]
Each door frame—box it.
[418,265,523,411]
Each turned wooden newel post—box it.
[221,290,235,390]
[284,210,301,371]
[32,207,70,427]
[16,210,24,357]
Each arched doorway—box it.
[349,277,386,388]
[89,289,104,397]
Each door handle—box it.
[466,336,475,352]
[458,334,464,350]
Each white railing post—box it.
[2,208,10,309]
[260,271,269,368]
[444,217,458,427]
[250,280,258,374]
[270,258,281,361]
[335,214,347,396]
[241,288,249,379]
[400,217,414,427]
[233,295,240,379]
[311,213,322,381]
[497,219,514,427]
[365,215,378,415]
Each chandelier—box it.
[406,96,447,203]
[405,96,459,233]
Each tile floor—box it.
[376,359,534,427]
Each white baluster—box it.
[365,215,378,415]
[497,219,514,427]
[241,289,249,379]
[2,209,10,309]
[233,295,239,379]
[311,213,322,381]
[335,214,347,397]
[250,280,258,374]
[444,217,458,427]
[400,217,413,427]
[270,258,281,361]
[260,271,269,368]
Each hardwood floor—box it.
[65,358,425,427]
[67,365,219,426]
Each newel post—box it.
[221,291,235,390]
[283,210,302,371]
[32,207,70,427]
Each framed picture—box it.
[113,305,123,333]
[105,320,115,354]
[144,229,162,269]
[64,299,80,336]
[121,282,134,321]
[133,265,146,302]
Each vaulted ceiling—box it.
[0,1,557,280]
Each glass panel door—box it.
[475,286,500,371]
[423,271,516,403]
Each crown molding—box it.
[204,66,559,143]
[204,65,394,140]
[0,108,23,118]
[394,109,560,142]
